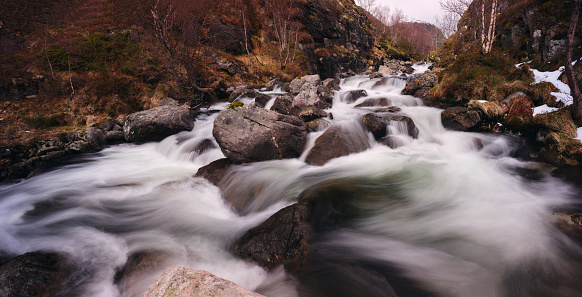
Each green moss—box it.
[229,101,244,109]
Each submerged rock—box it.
[124,106,196,143]
[0,252,72,297]
[213,105,307,163]
[354,97,391,107]
[441,106,481,131]
[305,123,371,166]
[144,267,264,297]
[362,113,419,141]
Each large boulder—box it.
[441,106,481,131]
[533,109,578,138]
[66,128,106,152]
[287,75,321,95]
[124,106,196,142]
[144,267,264,297]
[402,72,437,99]
[0,252,72,297]
[234,203,313,273]
[213,105,307,163]
[270,95,296,115]
[305,123,371,166]
[503,95,534,133]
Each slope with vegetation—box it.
[432,0,582,165]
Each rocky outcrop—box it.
[0,252,72,297]
[379,59,415,75]
[0,126,113,181]
[124,106,196,143]
[402,72,437,99]
[144,267,264,297]
[213,105,307,163]
[305,123,371,166]
[299,0,374,78]
[441,106,481,131]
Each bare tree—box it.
[355,0,377,12]
[435,12,458,38]
[371,4,391,34]
[265,0,301,70]
[565,0,582,122]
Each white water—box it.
[0,69,581,297]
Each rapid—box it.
[1,64,581,297]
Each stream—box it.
[1,64,581,297]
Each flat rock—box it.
[124,106,196,142]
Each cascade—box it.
[0,66,580,297]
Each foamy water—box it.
[0,67,580,297]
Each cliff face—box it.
[497,0,579,64]
[299,0,376,78]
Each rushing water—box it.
[1,65,582,297]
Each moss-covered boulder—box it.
[538,132,582,166]
[533,109,578,138]
[503,95,534,133]
[467,100,504,121]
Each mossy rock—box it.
[539,132,582,166]
[467,100,504,121]
[533,109,577,138]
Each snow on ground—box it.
[527,61,582,142]
[532,104,560,116]
[531,66,573,106]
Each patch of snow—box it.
[531,67,573,105]
[532,104,560,116]
[477,100,488,103]
[576,127,582,143]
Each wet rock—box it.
[305,123,371,166]
[344,90,368,103]
[0,252,72,297]
[124,106,196,143]
[265,77,281,91]
[402,72,437,99]
[253,93,272,108]
[115,251,170,293]
[322,78,341,91]
[305,118,331,132]
[538,132,582,166]
[354,98,391,107]
[144,267,264,297]
[467,100,504,121]
[362,114,388,139]
[228,83,254,101]
[299,107,328,122]
[235,203,313,272]
[362,113,418,140]
[441,107,481,131]
[195,158,233,188]
[533,109,578,138]
[374,106,402,113]
[213,105,307,163]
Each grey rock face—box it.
[124,106,196,142]
[213,105,307,163]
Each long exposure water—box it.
[1,65,581,297]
